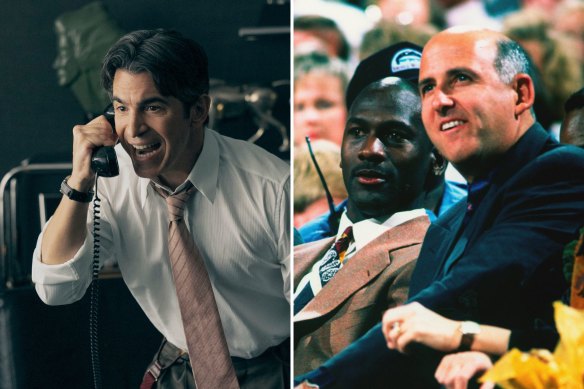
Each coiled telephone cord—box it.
[90,176,102,389]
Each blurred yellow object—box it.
[480,302,584,389]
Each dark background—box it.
[0,2,290,388]
[0,0,291,179]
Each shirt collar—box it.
[139,127,219,207]
[337,208,426,252]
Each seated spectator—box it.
[368,0,447,31]
[298,42,466,244]
[294,52,350,148]
[294,75,442,376]
[294,0,374,70]
[553,1,584,69]
[295,27,584,389]
[504,8,584,128]
[382,301,558,363]
[436,0,502,30]
[294,140,347,228]
[560,87,584,148]
[383,223,584,388]
[359,20,436,60]
[294,15,351,62]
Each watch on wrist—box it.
[458,321,480,351]
[60,176,94,203]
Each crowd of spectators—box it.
[292,1,584,387]
[293,0,583,224]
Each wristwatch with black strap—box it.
[60,176,95,203]
[458,321,481,351]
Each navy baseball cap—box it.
[345,41,423,109]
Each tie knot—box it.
[335,226,353,253]
[166,191,193,221]
[152,182,195,222]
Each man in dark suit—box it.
[295,27,584,389]
[294,75,444,376]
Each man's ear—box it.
[424,148,446,192]
[430,148,447,176]
[513,73,535,118]
[190,95,211,126]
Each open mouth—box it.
[133,142,161,157]
[441,120,464,132]
[355,169,386,185]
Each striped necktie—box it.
[153,182,239,389]
[294,226,353,315]
[318,226,354,285]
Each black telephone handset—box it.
[91,104,119,177]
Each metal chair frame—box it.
[0,163,72,289]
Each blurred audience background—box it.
[294,51,350,148]
[294,140,347,228]
[293,0,584,230]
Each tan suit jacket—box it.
[293,215,430,376]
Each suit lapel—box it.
[295,216,429,322]
[432,203,467,277]
[411,125,556,297]
[293,237,335,289]
[420,125,553,280]
[441,230,469,275]
[409,201,466,296]
[441,183,496,275]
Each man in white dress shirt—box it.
[32,29,290,389]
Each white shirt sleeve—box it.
[31,195,116,305]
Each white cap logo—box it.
[390,48,422,73]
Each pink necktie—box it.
[153,182,239,389]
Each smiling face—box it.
[112,70,207,189]
[341,79,433,223]
[419,30,533,181]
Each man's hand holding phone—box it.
[70,111,119,190]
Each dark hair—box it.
[565,87,584,113]
[101,29,209,113]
